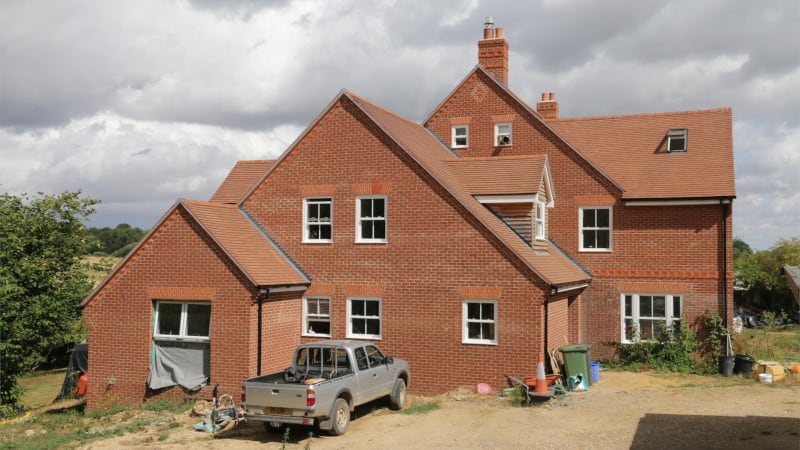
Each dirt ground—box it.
[78,371,799,450]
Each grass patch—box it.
[401,401,440,415]
[0,400,185,450]
[143,399,191,414]
[18,370,66,410]
[737,324,800,361]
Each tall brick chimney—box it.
[478,17,509,85]
[536,92,559,120]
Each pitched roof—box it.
[423,66,624,194]
[180,199,309,287]
[444,155,548,196]
[80,199,308,307]
[211,160,274,204]
[549,109,735,199]
[345,91,589,287]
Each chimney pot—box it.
[495,27,504,38]
[541,92,547,101]
[549,92,555,101]
[537,91,559,120]
[483,28,494,39]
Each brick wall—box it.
[243,96,550,394]
[425,70,733,358]
[82,207,299,410]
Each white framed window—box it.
[579,207,612,251]
[303,197,332,243]
[494,123,512,146]
[347,297,381,339]
[534,200,546,240]
[153,301,211,342]
[303,297,331,337]
[667,128,687,152]
[356,196,387,243]
[462,300,497,345]
[452,125,469,148]
[621,294,682,342]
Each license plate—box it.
[264,407,289,415]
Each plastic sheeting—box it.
[56,344,89,400]
[147,341,209,391]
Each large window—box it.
[579,207,612,251]
[463,300,497,345]
[304,197,332,242]
[452,125,469,148]
[154,301,211,341]
[303,297,331,336]
[149,301,210,391]
[622,294,682,342]
[494,123,512,146]
[347,298,381,339]
[356,196,387,243]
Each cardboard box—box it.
[754,361,785,381]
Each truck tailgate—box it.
[245,381,310,411]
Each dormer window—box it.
[452,125,469,148]
[495,123,512,146]
[667,128,687,152]
[534,200,546,240]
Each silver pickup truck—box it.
[242,340,410,435]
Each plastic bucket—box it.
[591,361,600,383]
[733,355,755,378]
[758,373,773,384]
[718,355,735,377]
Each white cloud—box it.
[0,0,798,250]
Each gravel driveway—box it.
[80,371,800,449]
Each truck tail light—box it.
[240,384,246,403]
[306,388,316,407]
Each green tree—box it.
[85,223,145,256]
[0,191,98,410]
[734,237,800,312]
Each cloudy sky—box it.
[1,0,798,250]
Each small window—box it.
[304,197,332,243]
[495,123,512,146]
[356,196,387,243]
[303,297,331,336]
[154,301,211,341]
[622,294,682,342]
[347,298,381,339]
[452,125,469,148]
[463,300,497,345]
[667,128,687,152]
[579,207,612,251]
[534,200,546,240]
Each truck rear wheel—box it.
[329,398,350,436]
[389,378,406,410]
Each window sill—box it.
[153,336,210,344]
[346,335,382,341]
[355,240,388,245]
[579,248,612,253]
[302,239,333,244]
[302,332,331,338]
[462,340,498,346]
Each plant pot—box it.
[718,355,735,377]
[733,354,755,377]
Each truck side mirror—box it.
[385,357,394,365]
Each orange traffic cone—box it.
[534,352,548,394]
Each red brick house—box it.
[81,23,734,408]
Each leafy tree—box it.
[0,191,98,410]
[734,237,800,313]
[85,223,145,256]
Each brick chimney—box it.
[478,17,509,85]
[536,92,559,120]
